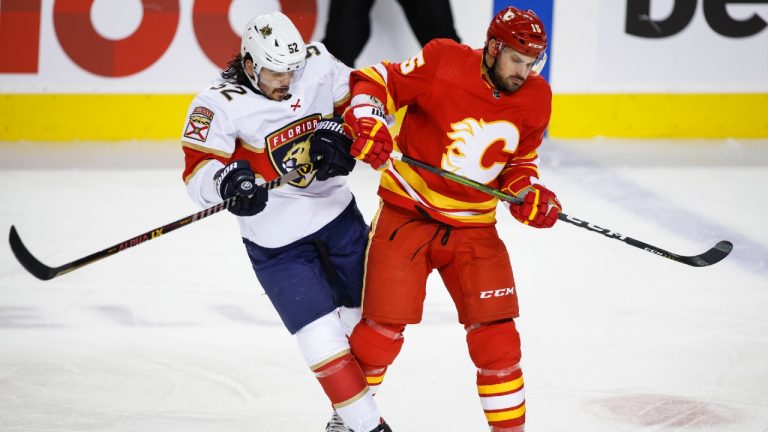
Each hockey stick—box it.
[390,151,733,267]
[9,164,314,281]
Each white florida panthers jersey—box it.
[181,42,355,248]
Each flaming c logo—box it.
[442,118,521,184]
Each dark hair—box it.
[221,53,258,92]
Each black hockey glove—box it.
[310,117,356,181]
[214,160,268,217]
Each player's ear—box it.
[489,38,502,57]
[484,39,499,66]
[243,58,254,76]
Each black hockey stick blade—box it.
[9,225,59,280]
[566,215,734,268]
[682,240,733,267]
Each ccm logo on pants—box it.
[480,288,515,299]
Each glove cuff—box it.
[344,104,387,125]
[501,175,536,198]
[214,160,254,199]
[316,118,351,139]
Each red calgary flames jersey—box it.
[351,38,552,226]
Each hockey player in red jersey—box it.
[341,6,561,431]
[180,12,390,432]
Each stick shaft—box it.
[9,164,311,280]
[390,152,732,267]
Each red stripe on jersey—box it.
[181,145,228,183]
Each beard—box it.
[258,82,291,101]
[491,65,525,93]
[268,86,290,100]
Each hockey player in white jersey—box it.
[180,11,390,432]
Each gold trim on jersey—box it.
[239,139,266,154]
[334,91,351,108]
[183,157,265,184]
[183,159,214,184]
[182,140,231,159]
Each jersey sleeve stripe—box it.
[380,162,499,224]
[334,91,351,108]
[182,140,232,159]
[372,63,388,84]
[357,65,397,114]
[183,158,215,185]
[389,160,497,210]
[239,139,266,153]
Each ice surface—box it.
[1,139,766,431]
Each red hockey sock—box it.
[467,320,526,431]
[313,352,368,406]
[477,366,525,431]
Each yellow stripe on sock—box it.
[366,374,385,385]
[477,376,524,395]
[485,405,526,422]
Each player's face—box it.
[492,47,538,93]
[257,67,295,101]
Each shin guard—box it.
[349,319,405,394]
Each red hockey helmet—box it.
[486,6,547,58]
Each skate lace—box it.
[325,411,354,432]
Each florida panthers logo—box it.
[442,118,520,184]
[281,140,314,187]
[266,114,321,188]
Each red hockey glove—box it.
[509,184,561,228]
[342,104,393,169]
